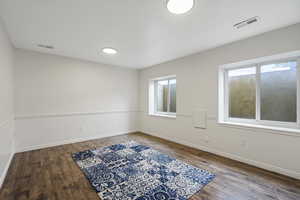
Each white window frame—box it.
[218,51,300,130]
[149,75,176,118]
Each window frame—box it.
[219,51,300,130]
[149,75,176,118]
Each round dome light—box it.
[102,48,118,55]
[167,0,194,14]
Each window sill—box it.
[218,121,300,137]
[148,113,176,119]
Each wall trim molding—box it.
[16,130,137,153]
[141,131,300,180]
[0,148,14,189]
[139,111,216,120]
[15,110,139,120]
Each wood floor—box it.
[1,132,300,200]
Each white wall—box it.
[0,19,15,186]
[139,23,300,179]
[14,50,139,152]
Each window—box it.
[149,76,176,117]
[219,51,300,130]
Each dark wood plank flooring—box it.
[1,132,299,200]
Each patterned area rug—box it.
[72,141,215,200]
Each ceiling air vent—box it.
[234,16,259,29]
[37,44,54,49]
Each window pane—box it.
[228,67,256,119]
[157,80,169,112]
[260,61,297,122]
[169,79,176,113]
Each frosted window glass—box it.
[157,80,169,112]
[260,61,297,122]
[228,67,256,119]
[169,79,176,113]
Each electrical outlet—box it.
[203,135,209,143]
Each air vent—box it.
[37,44,54,49]
[234,16,259,29]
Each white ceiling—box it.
[0,0,300,68]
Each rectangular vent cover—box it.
[234,16,259,29]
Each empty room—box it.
[0,0,300,199]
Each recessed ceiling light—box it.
[166,0,194,14]
[102,48,118,55]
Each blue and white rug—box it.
[72,141,215,200]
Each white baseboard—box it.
[17,130,137,153]
[142,131,300,180]
[0,151,15,188]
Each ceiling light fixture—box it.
[102,47,118,55]
[166,0,194,14]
